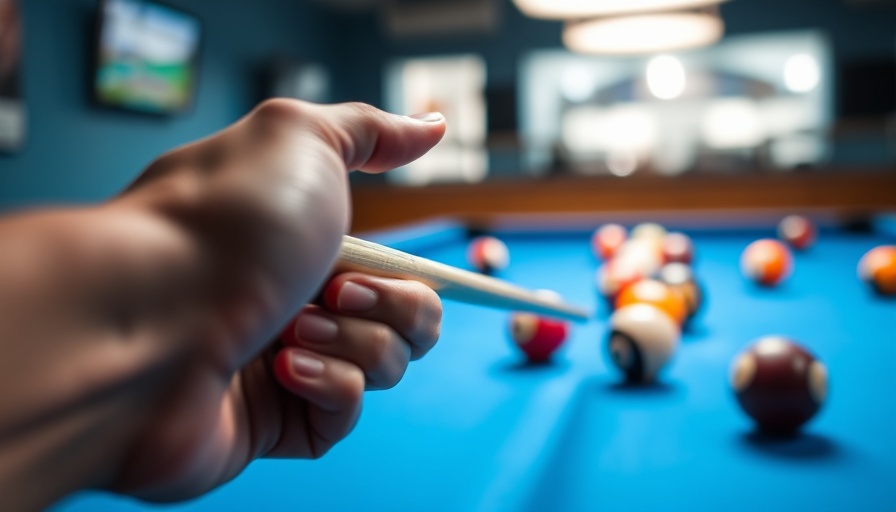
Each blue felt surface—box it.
[53,223,896,512]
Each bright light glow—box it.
[513,0,728,20]
[607,150,638,177]
[646,55,686,100]
[563,105,657,154]
[783,54,820,93]
[563,13,724,56]
[560,64,597,103]
[701,98,764,149]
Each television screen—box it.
[0,0,25,151]
[94,0,201,114]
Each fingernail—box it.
[291,352,325,378]
[408,112,444,123]
[338,281,378,312]
[295,312,338,343]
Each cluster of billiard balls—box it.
[592,222,702,384]
[468,218,894,434]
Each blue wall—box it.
[334,0,896,106]
[0,0,334,210]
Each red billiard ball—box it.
[509,313,569,361]
[730,336,828,433]
[741,239,793,286]
[467,236,509,275]
[858,245,896,295]
[592,223,627,260]
[662,232,695,265]
[778,215,816,251]
[606,303,680,383]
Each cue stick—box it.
[336,235,591,323]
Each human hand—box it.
[106,100,445,501]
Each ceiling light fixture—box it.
[562,11,724,56]
[512,0,728,20]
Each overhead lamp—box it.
[512,0,728,20]
[563,11,723,56]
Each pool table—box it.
[55,217,896,512]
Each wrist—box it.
[0,206,202,509]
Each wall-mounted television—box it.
[93,0,201,115]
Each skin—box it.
[0,99,446,510]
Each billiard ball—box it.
[595,259,645,305]
[592,223,627,260]
[631,222,667,242]
[778,215,816,251]
[606,303,680,383]
[730,336,828,433]
[662,232,695,265]
[614,238,664,277]
[741,239,793,286]
[656,263,703,323]
[509,312,569,362]
[467,236,509,275]
[614,278,688,325]
[858,245,896,295]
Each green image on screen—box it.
[96,0,200,114]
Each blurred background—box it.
[0,0,894,228]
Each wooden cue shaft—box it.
[335,235,591,322]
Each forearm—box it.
[0,205,203,509]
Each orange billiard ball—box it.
[615,278,688,325]
[509,313,569,362]
[657,263,703,323]
[741,239,793,287]
[595,259,645,305]
[778,215,816,251]
[858,245,896,295]
[591,223,627,260]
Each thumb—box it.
[308,102,446,174]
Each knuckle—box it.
[339,365,366,405]
[380,357,407,390]
[343,101,380,119]
[404,284,443,348]
[367,325,395,367]
[253,98,309,124]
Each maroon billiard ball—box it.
[662,232,695,265]
[467,236,509,275]
[730,336,828,433]
[778,215,816,251]
[509,313,569,362]
[606,304,680,383]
